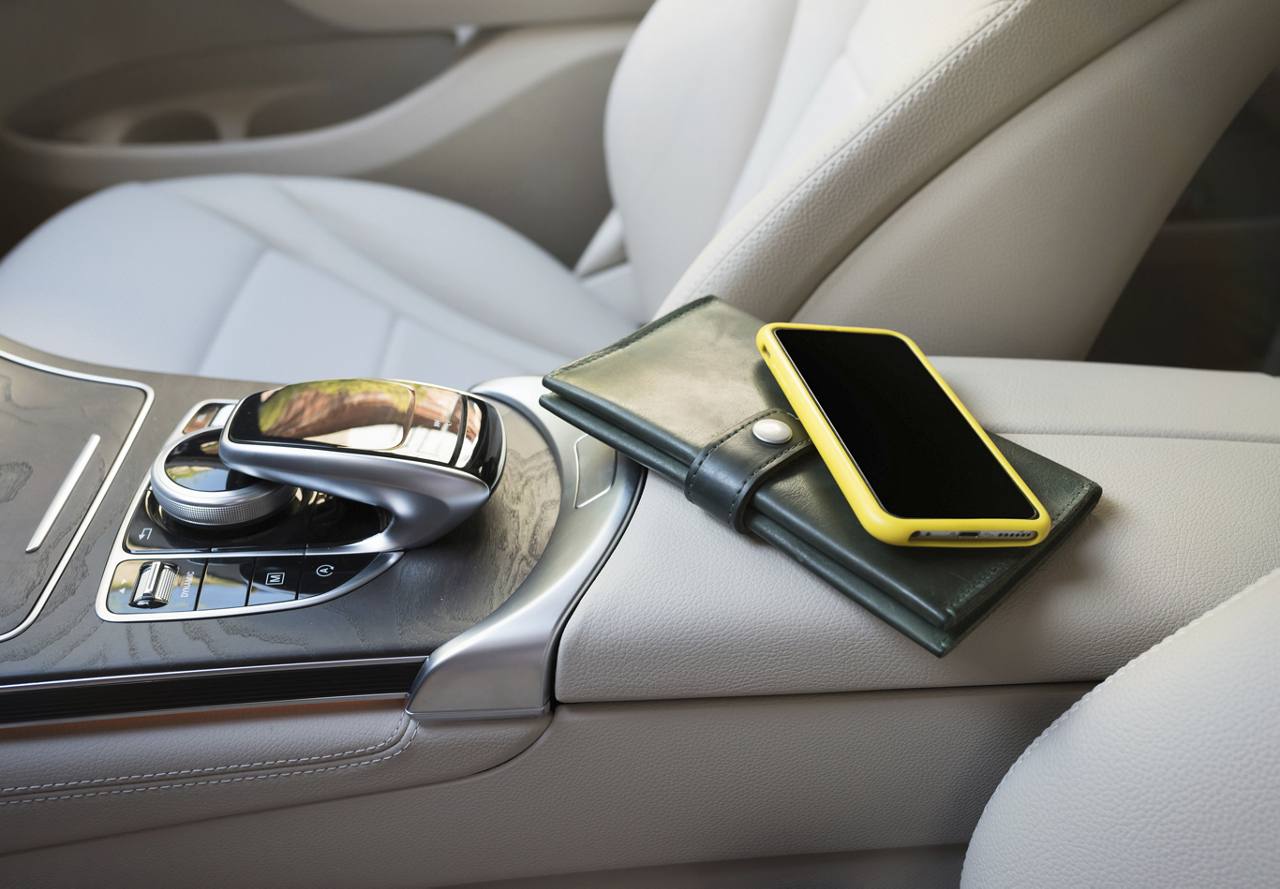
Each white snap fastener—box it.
[752,418,793,445]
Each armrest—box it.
[556,359,1280,701]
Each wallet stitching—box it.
[549,296,715,378]
[684,411,773,499]
[1,721,422,806]
[727,438,810,525]
[0,714,413,795]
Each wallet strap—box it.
[684,410,812,532]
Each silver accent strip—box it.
[0,654,426,694]
[25,433,101,552]
[406,377,643,722]
[0,349,153,644]
[95,399,403,622]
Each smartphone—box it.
[757,323,1049,548]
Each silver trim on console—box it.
[25,433,101,553]
[0,350,153,644]
[406,377,644,722]
[0,653,426,694]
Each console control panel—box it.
[105,552,388,616]
[97,401,403,623]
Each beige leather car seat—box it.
[963,567,1280,888]
[1,0,1277,386]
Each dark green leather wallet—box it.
[541,297,1101,655]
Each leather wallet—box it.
[541,297,1101,655]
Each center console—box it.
[2,332,1278,885]
[0,338,641,725]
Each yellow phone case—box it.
[757,323,1050,548]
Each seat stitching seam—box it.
[0,714,412,795]
[195,244,269,375]
[268,180,548,368]
[681,0,1022,300]
[0,721,421,806]
[980,565,1280,810]
[155,181,417,359]
[165,179,532,369]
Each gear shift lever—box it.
[217,379,505,550]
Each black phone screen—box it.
[773,328,1036,520]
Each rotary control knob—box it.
[149,428,296,528]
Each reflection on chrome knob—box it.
[150,428,296,527]
[218,379,505,550]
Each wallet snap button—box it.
[752,418,793,445]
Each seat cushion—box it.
[961,567,1280,888]
[0,175,635,388]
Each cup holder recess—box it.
[121,109,222,145]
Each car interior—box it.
[0,1,1278,887]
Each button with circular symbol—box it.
[300,554,376,597]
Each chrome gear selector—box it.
[216,379,505,550]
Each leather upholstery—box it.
[795,0,1280,358]
[0,684,1086,886]
[0,176,633,387]
[555,358,1280,701]
[4,0,1277,375]
[0,699,548,854]
[962,568,1280,888]
[649,0,1280,351]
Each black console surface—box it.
[0,339,561,707]
[0,350,148,640]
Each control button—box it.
[126,488,310,555]
[125,493,211,553]
[120,559,202,612]
[131,562,176,608]
[151,428,295,529]
[198,560,252,610]
[106,561,147,614]
[181,401,233,434]
[249,558,303,605]
[166,560,204,611]
[300,554,376,597]
[573,434,616,508]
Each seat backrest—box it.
[961,567,1280,888]
[604,0,1280,358]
